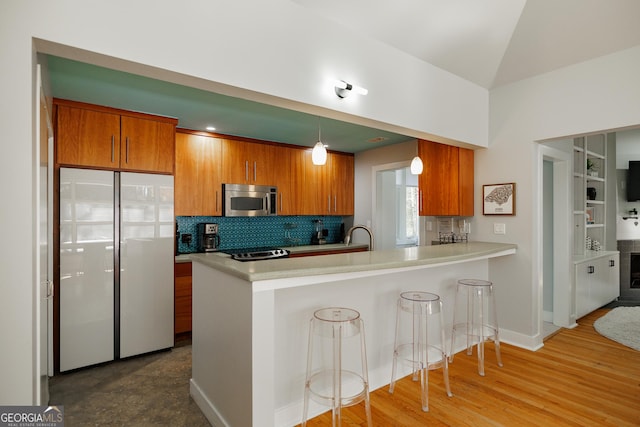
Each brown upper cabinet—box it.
[222,139,279,185]
[330,152,355,215]
[294,150,354,215]
[418,140,474,216]
[55,99,177,174]
[175,131,223,216]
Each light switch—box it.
[426,221,433,231]
[494,223,506,234]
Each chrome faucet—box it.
[344,225,374,250]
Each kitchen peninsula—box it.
[189,242,516,427]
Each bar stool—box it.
[389,291,452,412]
[302,307,372,427]
[449,279,503,376]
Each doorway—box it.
[538,144,573,336]
[372,162,419,250]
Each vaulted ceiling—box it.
[293,0,640,89]
[48,0,640,153]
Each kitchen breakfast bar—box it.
[189,242,517,427]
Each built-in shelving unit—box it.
[573,134,607,254]
[572,133,619,319]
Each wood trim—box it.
[176,128,354,157]
[288,247,368,258]
[53,98,178,125]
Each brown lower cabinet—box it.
[174,262,192,335]
[172,247,368,336]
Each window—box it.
[395,167,419,246]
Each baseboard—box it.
[499,328,543,351]
[190,378,229,427]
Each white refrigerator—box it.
[59,167,174,372]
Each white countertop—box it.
[189,242,517,283]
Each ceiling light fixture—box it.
[410,156,424,175]
[334,80,368,98]
[411,143,423,175]
[206,126,216,131]
[311,122,327,165]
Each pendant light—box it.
[411,142,423,174]
[311,121,327,165]
[410,156,423,174]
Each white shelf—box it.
[573,133,609,257]
[585,150,605,159]
[586,223,604,228]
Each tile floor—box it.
[48,340,210,426]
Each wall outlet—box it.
[181,233,192,244]
[494,223,506,234]
[426,221,433,231]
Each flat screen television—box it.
[627,161,640,201]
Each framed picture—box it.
[483,183,516,215]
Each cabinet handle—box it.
[280,192,283,212]
[245,161,248,182]
[111,136,115,163]
[328,195,331,213]
[609,259,615,267]
[253,161,257,182]
[334,195,337,212]
[216,190,219,213]
[420,190,423,211]
[46,280,54,299]
[125,137,130,164]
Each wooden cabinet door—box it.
[330,153,354,215]
[175,132,222,216]
[304,151,332,215]
[458,147,474,216]
[249,141,278,185]
[222,139,278,185]
[418,140,474,216]
[288,148,308,214]
[56,104,120,169]
[419,140,459,216]
[174,262,192,335]
[120,116,175,173]
[274,146,294,215]
[222,139,250,184]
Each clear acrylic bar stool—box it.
[302,307,372,427]
[389,291,452,412]
[450,279,503,376]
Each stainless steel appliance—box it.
[223,183,277,217]
[222,247,289,261]
[59,168,174,372]
[311,219,328,245]
[198,223,220,252]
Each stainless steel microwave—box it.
[222,183,277,217]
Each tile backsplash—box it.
[176,215,346,254]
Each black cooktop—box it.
[221,247,289,261]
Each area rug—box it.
[593,307,640,351]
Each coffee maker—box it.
[198,223,220,252]
[311,219,328,245]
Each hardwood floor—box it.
[301,309,640,426]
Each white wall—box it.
[0,0,487,403]
[616,128,640,169]
[479,45,640,339]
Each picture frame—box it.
[483,183,516,215]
